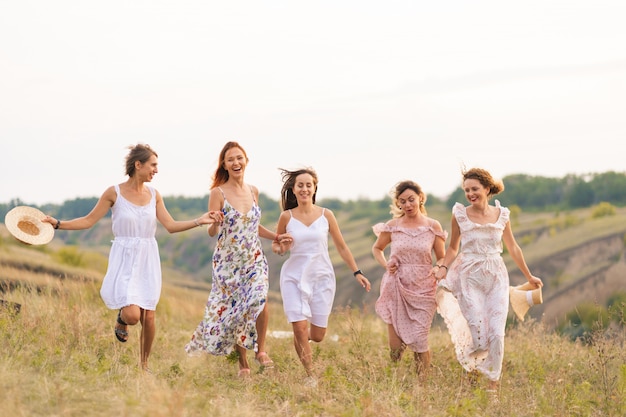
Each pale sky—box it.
[2,1,625,206]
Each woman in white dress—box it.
[43,144,219,372]
[433,167,543,395]
[272,167,371,387]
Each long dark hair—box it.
[279,167,318,210]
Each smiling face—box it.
[223,146,247,179]
[136,154,158,182]
[292,173,317,204]
[463,178,489,207]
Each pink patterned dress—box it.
[436,200,510,381]
[373,219,447,353]
[185,190,269,356]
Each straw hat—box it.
[4,206,54,245]
[509,282,543,322]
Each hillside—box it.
[2,203,626,329]
[0,237,624,416]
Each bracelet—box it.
[55,220,61,230]
[437,264,448,270]
[353,269,363,277]
[274,234,280,242]
[193,218,200,227]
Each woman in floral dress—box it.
[185,141,291,377]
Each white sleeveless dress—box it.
[99,184,162,310]
[280,209,336,328]
[436,200,510,381]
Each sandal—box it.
[255,351,274,368]
[114,309,128,343]
[238,368,251,378]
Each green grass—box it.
[2,207,626,416]
[1,265,625,417]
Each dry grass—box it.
[1,268,625,417]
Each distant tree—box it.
[563,174,595,208]
[590,171,626,205]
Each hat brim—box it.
[4,206,54,245]
[509,284,543,322]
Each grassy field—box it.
[1,254,624,417]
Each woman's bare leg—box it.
[387,324,405,362]
[139,309,155,371]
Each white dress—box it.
[100,184,162,310]
[436,200,510,381]
[280,209,336,328]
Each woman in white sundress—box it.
[43,143,218,372]
[272,167,371,387]
[433,167,543,395]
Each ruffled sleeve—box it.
[372,222,395,237]
[433,228,448,241]
[494,200,510,226]
[452,202,468,225]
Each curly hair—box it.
[462,167,504,196]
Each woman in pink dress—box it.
[372,180,447,379]
[434,167,543,396]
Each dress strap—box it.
[249,185,257,204]
[288,209,293,218]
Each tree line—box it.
[2,171,625,221]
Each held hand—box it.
[206,210,224,224]
[271,240,282,255]
[275,232,293,244]
[433,266,448,281]
[272,235,293,256]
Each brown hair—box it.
[125,144,158,177]
[279,167,318,210]
[462,167,504,196]
[211,141,249,188]
[390,180,427,217]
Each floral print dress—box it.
[185,189,269,356]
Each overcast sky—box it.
[2,1,625,207]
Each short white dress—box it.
[100,184,162,311]
[436,201,510,381]
[280,209,336,328]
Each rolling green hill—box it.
[2,201,625,330]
